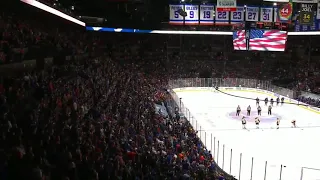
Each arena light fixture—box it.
[20,0,85,26]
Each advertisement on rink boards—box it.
[216,0,237,11]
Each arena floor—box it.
[175,90,320,180]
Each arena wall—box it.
[173,87,320,114]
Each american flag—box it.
[233,30,247,51]
[249,30,287,51]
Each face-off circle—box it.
[228,110,280,123]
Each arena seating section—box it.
[0,1,320,180]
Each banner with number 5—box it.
[215,6,230,25]
[169,4,184,25]
[200,5,215,25]
[260,7,273,22]
[230,7,245,24]
[245,6,259,22]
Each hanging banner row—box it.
[169,4,293,25]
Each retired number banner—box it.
[245,6,259,22]
[299,3,316,25]
[169,5,184,25]
[277,3,293,22]
[260,7,273,22]
[200,5,215,25]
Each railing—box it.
[167,78,320,180]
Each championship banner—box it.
[245,6,259,21]
[169,5,184,25]
[217,0,237,11]
[230,7,245,24]
[299,3,316,25]
[184,4,199,25]
[260,7,273,22]
[200,5,215,25]
[277,3,293,22]
[215,8,230,24]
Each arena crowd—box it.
[1,2,320,180]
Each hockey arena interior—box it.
[3,0,320,180]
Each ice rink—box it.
[175,89,320,180]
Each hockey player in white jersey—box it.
[255,117,260,129]
[242,116,246,129]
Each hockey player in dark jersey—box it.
[236,105,241,116]
[281,97,284,106]
[264,97,268,106]
[256,97,259,106]
[268,105,272,115]
[247,105,251,116]
[270,98,274,106]
[257,105,262,116]
[276,97,280,106]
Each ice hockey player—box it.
[276,97,280,106]
[292,120,296,128]
[276,118,280,129]
[242,116,246,129]
[268,105,272,115]
[257,105,262,116]
[247,105,251,116]
[256,97,259,106]
[270,98,274,106]
[255,117,260,129]
[236,105,241,116]
[281,97,284,106]
[264,97,268,106]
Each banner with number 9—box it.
[185,4,199,24]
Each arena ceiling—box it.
[59,0,272,17]
[55,0,278,28]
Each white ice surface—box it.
[175,90,320,180]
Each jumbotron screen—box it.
[233,29,288,51]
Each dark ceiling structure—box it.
[52,0,284,28]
